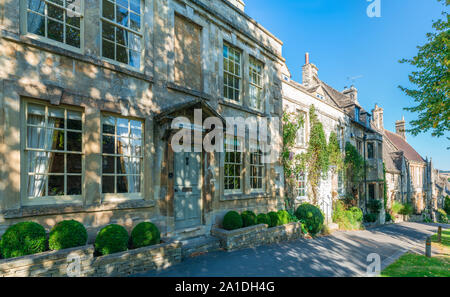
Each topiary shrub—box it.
[241,211,257,227]
[363,213,377,223]
[277,210,290,225]
[444,196,450,214]
[437,209,448,224]
[48,220,88,251]
[0,222,47,259]
[256,213,271,226]
[222,211,243,230]
[131,222,161,249]
[295,203,324,235]
[94,224,129,256]
[267,211,281,228]
[367,199,382,214]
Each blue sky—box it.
[244,0,449,170]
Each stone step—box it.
[180,235,221,259]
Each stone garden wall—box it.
[211,223,304,251]
[0,240,181,277]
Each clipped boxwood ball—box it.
[222,211,243,230]
[278,210,290,225]
[268,211,281,228]
[131,222,161,249]
[241,211,257,227]
[94,224,129,256]
[295,203,324,235]
[0,222,47,259]
[256,213,271,226]
[48,220,88,251]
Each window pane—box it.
[48,175,65,196]
[48,153,64,173]
[27,12,45,37]
[67,111,82,130]
[48,4,64,21]
[130,12,140,31]
[49,108,65,129]
[28,0,45,14]
[116,27,128,46]
[102,135,115,154]
[67,154,82,173]
[128,175,140,193]
[130,0,140,13]
[116,45,128,64]
[66,26,81,48]
[27,151,48,174]
[102,176,115,193]
[129,50,140,68]
[102,39,115,60]
[48,19,64,43]
[117,118,129,136]
[129,33,140,51]
[67,176,82,195]
[67,132,82,152]
[102,0,115,20]
[102,21,115,41]
[48,129,65,151]
[117,175,128,193]
[116,5,129,27]
[27,127,45,148]
[28,175,46,197]
[116,156,127,174]
[117,137,129,155]
[102,156,115,174]
[130,138,142,156]
[102,116,115,134]
[66,10,81,27]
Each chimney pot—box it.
[305,52,310,65]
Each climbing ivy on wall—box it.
[383,163,388,210]
[328,132,344,171]
[281,110,304,210]
[344,142,364,185]
[298,106,330,205]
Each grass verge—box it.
[381,229,450,277]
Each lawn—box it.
[381,228,450,277]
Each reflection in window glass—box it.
[102,115,143,195]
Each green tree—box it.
[399,0,449,141]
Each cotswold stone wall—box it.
[0,240,181,277]
[211,223,304,251]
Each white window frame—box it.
[22,99,84,206]
[101,114,144,202]
[100,0,144,70]
[21,0,85,53]
[248,56,264,111]
[297,171,307,199]
[249,131,265,192]
[223,43,242,104]
[224,128,244,194]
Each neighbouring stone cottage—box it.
[281,53,385,223]
[0,0,286,240]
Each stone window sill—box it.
[2,200,156,219]
[220,192,270,201]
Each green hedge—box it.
[444,196,450,214]
[241,211,258,227]
[256,213,271,225]
[94,224,129,256]
[437,209,448,224]
[223,211,243,231]
[267,211,281,228]
[0,222,47,259]
[295,203,324,235]
[131,222,161,249]
[277,210,290,225]
[364,213,377,223]
[48,220,88,251]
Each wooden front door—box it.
[173,149,202,229]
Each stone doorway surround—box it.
[155,99,225,238]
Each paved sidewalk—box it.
[136,222,448,277]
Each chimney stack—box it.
[343,85,358,103]
[372,104,384,131]
[302,52,318,87]
[395,116,406,140]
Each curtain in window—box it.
[27,115,56,197]
[125,140,140,193]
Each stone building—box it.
[281,53,384,222]
[372,106,434,214]
[0,0,286,240]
